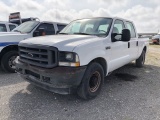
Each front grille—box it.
[19,44,58,68]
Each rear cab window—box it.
[126,21,136,38]
[0,24,7,32]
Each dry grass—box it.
[146,45,160,66]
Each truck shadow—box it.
[8,63,160,120]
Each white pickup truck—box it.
[15,17,149,99]
[0,21,67,72]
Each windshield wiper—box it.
[73,32,93,35]
[73,32,91,35]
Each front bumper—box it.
[15,57,86,94]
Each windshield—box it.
[12,21,39,33]
[60,18,112,37]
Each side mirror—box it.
[122,29,131,42]
[111,33,118,42]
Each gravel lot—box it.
[0,45,160,120]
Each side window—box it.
[112,20,125,34]
[57,24,66,31]
[0,24,7,32]
[9,25,17,31]
[37,23,55,35]
[112,20,125,40]
[126,22,136,38]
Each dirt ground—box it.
[146,45,160,66]
[1,44,160,120]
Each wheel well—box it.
[89,57,107,76]
[0,45,18,61]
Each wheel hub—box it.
[89,71,101,93]
[8,56,17,69]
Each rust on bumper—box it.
[15,57,86,94]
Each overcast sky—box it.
[0,0,160,33]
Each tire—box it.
[136,50,146,68]
[1,51,18,73]
[77,62,104,100]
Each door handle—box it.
[105,46,111,50]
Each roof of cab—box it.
[41,21,68,25]
[72,17,133,23]
[0,21,18,25]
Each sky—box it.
[0,0,160,33]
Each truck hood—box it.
[20,35,101,51]
[0,32,29,43]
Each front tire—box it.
[136,50,146,68]
[1,51,18,73]
[77,62,104,100]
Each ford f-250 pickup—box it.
[15,17,149,99]
[0,20,67,73]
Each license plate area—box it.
[25,70,40,80]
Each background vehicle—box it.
[9,12,39,25]
[152,34,160,45]
[0,22,18,32]
[15,17,149,99]
[0,20,67,73]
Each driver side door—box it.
[109,19,130,72]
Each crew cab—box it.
[15,17,149,99]
[0,21,67,72]
[0,22,18,32]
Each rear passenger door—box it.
[126,21,138,60]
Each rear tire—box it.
[1,51,18,73]
[136,50,146,68]
[77,62,104,100]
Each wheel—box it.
[77,62,104,100]
[1,51,18,73]
[136,50,146,68]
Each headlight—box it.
[65,53,74,61]
[59,51,80,67]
